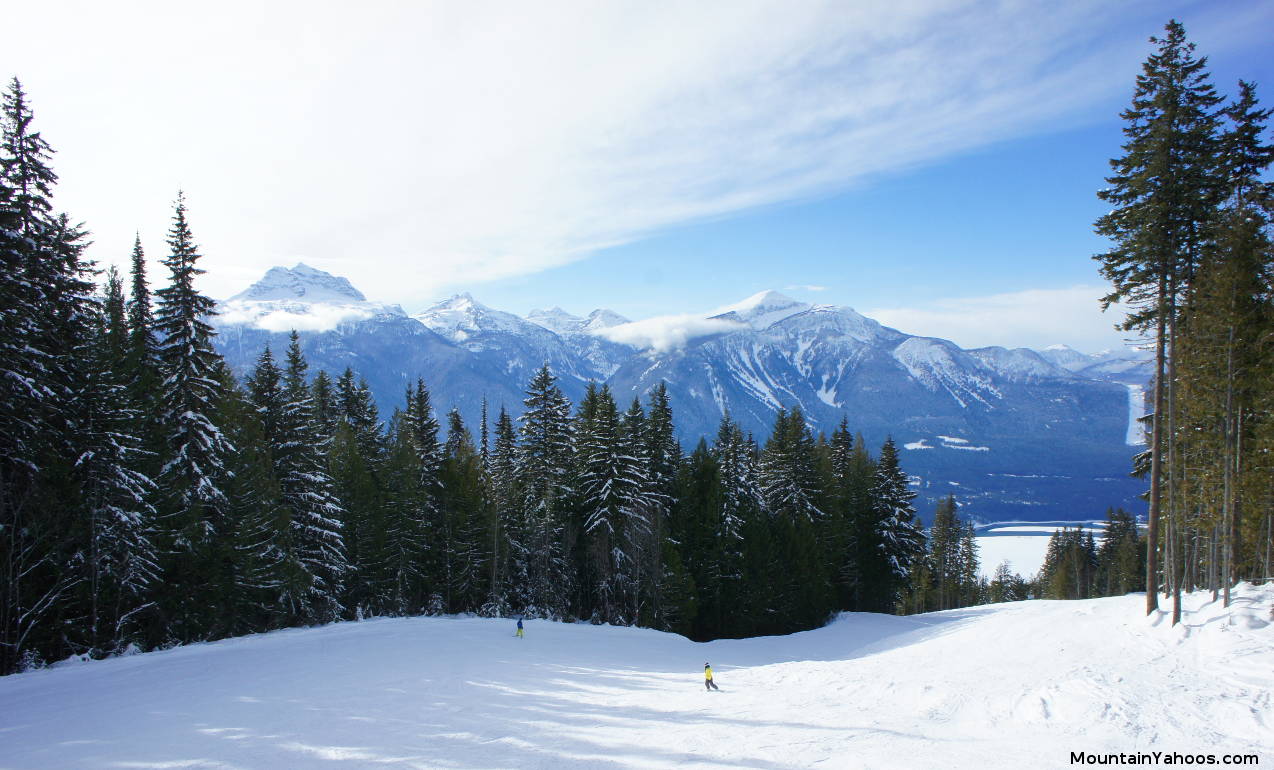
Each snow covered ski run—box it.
[0,584,1269,768]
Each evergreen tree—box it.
[868,438,925,611]
[0,78,94,671]
[1039,528,1099,599]
[0,77,56,244]
[75,270,159,656]
[330,368,386,618]
[152,192,233,641]
[246,347,285,444]
[958,521,981,607]
[1095,508,1145,596]
[379,382,438,615]
[310,370,337,439]
[988,561,1028,603]
[574,385,645,623]
[758,407,823,522]
[213,365,285,636]
[275,333,347,624]
[441,409,488,613]
[123,234,162,473]
[1175,80,1274,605]
[641,383,680,628]
[485,407,519,617]
[1094,20,1224,616]
[670,440,719,638]
[928,495,961,611]
[710,413,762,634]
[758,407,829,628]
[822,419,857,609]
[516,365,574,619]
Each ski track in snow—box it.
[1,586,1270,769]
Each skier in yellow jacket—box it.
[704,663,719,691]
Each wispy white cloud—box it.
[867,286,1139,353]
[217,302,376,333]
[5,2,1270,305]
[784,285,828,293]
[597,314,746,353]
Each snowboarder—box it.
[704,663,719,690]
[515,617,524,639]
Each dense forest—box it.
[2,18,1271,675]
[0,73,932,673]
[1094,21,1274,621]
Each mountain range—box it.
[213,264,1152,524]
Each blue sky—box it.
[3,1,1272,352]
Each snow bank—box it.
[1,586,1270,768]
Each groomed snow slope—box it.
[2,586,1270,769]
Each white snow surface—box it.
[977,523,1111,578]
[3,586,1271,769]
[976,535,1057,579]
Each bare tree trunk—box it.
[1146,293,1168,615]
[1168,310,1182,626]
[1210,524,1219,602]
[1258,499,1268,583]
[1221,327,1236,607]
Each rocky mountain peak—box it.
[228,263,366,303]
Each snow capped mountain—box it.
[414,294,636,389]
[218,263,404,333]
[526,306,631,335]
[415,293,540,343]
[581,308,630,332]
[526,306,583,335]
[1036,343,1095,371]
[1035,344,1153,385]
[966,346,1073,383]
[709,289,812,330]
[212,267,1149,522]
[229,262,367,303]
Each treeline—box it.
[1095,21,1274,622]
[1035,509,1145,601]
[904,504,1148,606]
[901,495,983,614]
[0,75,937,673]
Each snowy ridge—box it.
[229,263,366,303]
[1036,344,1154,385]
[218,263,406,333]
[4,585,1269,768]
[708,289,812,330]
[968,346,1072,381]
[891,337,1000,407]
[526,306,630,336]
[412,293,636,383]
[414,293,539,342]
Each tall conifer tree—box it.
[153,192,233,640]
[1094,20,1223,616]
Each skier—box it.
[704,663,719,691]
[515,617,524,639]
